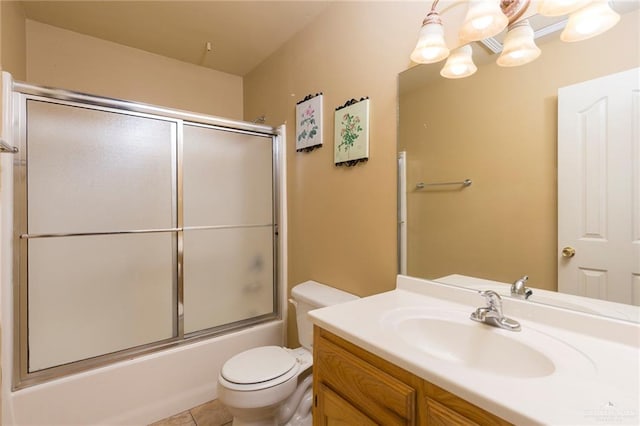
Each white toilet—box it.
[217,280,358,426]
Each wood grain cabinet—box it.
[313,326,512,426]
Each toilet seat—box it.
[217,282,358,425]
[220,346,300,391]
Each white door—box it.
[558,67,639,305]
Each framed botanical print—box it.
[296,93,323,152]
[334,98,369,166]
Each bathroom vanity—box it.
[313,326,510,425]
[309,275,640,425]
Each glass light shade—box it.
[497,20,541,67]
[459,0,509,41]
[537,0,590,16]
[561,0,620,42]
[440,45,477,79]
[410,17,450,64]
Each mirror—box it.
[398,6,639,322]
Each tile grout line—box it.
[188,410,197,425]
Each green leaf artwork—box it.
[334,98,369,165]
[338,113,362,153]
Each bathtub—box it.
[2,320,284,425]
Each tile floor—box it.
[149,399,232,426]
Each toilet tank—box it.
[290,281,359,351]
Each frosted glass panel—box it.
[28,233,176,372]
[27,100,176,234]
[183,125,273,226]
[183,227,274,334]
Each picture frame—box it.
[296,93,323,152]
[334,97,370,167]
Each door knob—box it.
[562,246,576,258]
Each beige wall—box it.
[26,20,243,119]
[1,1,27,81]
[1,0,27,134]
[244,2,426,344]
[400,10,639,291]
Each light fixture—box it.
[409,0,621,79]
[561,0,620,42]
[440,45,477,79]
[537,0,590,17]
[459,0,509,41]
[497,20,541,67]
[410,1,450,64]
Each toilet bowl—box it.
[217,281,358,426]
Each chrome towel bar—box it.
[0,139,18,153]
[415,179,472,189]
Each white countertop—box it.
[308,275,640,425]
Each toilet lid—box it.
[221,346,297,385]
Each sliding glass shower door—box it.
[15,91,278,387]
[26,100,178,372]
[182,124,275,334]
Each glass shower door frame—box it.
[11,83,280,390]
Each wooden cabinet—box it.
[316,384,378,425]
[313,327,415,425]
[313,326,512,426]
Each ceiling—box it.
[22,0,639,79]
[21,1,330,76]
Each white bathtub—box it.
[3,320,284,425]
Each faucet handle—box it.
[511,275,533,299]
[472,290,521,332]
[514,275,529,285]
[478,290,502,308]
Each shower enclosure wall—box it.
[1,73,286,423]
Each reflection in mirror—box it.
[398,6,639,322]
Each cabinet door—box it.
[315,335,415,425]
[316,384,377,426]
[425,383,512,425]
[426,398,479,426]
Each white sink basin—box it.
[380,307,594,379]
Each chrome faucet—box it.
[511,275,533,299]
[470,290,521,331]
